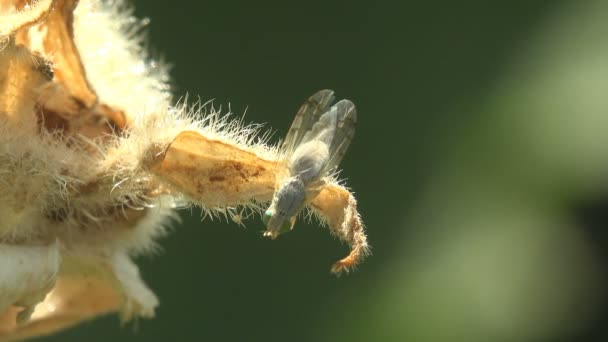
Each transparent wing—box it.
[287,99,357,182]
[323,99,357,173]
[282,89,335,155]
[298,102,338,148]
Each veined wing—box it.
[324,99,356,173]
[282,89,335,156]
[287,99,357,182]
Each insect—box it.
[263,90,357,238]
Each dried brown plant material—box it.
[312,184,369,274]
[149,131,278,206]
[0,0,369,339]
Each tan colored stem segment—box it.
[150,131,279,206]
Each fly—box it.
[263,90,357,238]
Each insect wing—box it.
[286,103,339,181]
[282,89,335,155]
[324,99,357,173]
[286,99,356,181]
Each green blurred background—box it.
[43,1,608,341]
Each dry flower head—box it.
[0,0,369,339]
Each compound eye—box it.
[262,210,272,226]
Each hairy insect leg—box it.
[311,183,370,274]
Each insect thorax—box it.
[272,176,307,218]
[288,140,330,184]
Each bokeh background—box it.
[43,1,608,341]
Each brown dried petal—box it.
[21,0,97,109]
[0,42,50,131]
[15,0,127,133]
[0,275,119,342]
[0,0,54,38]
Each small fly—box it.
[263,90,357,238]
